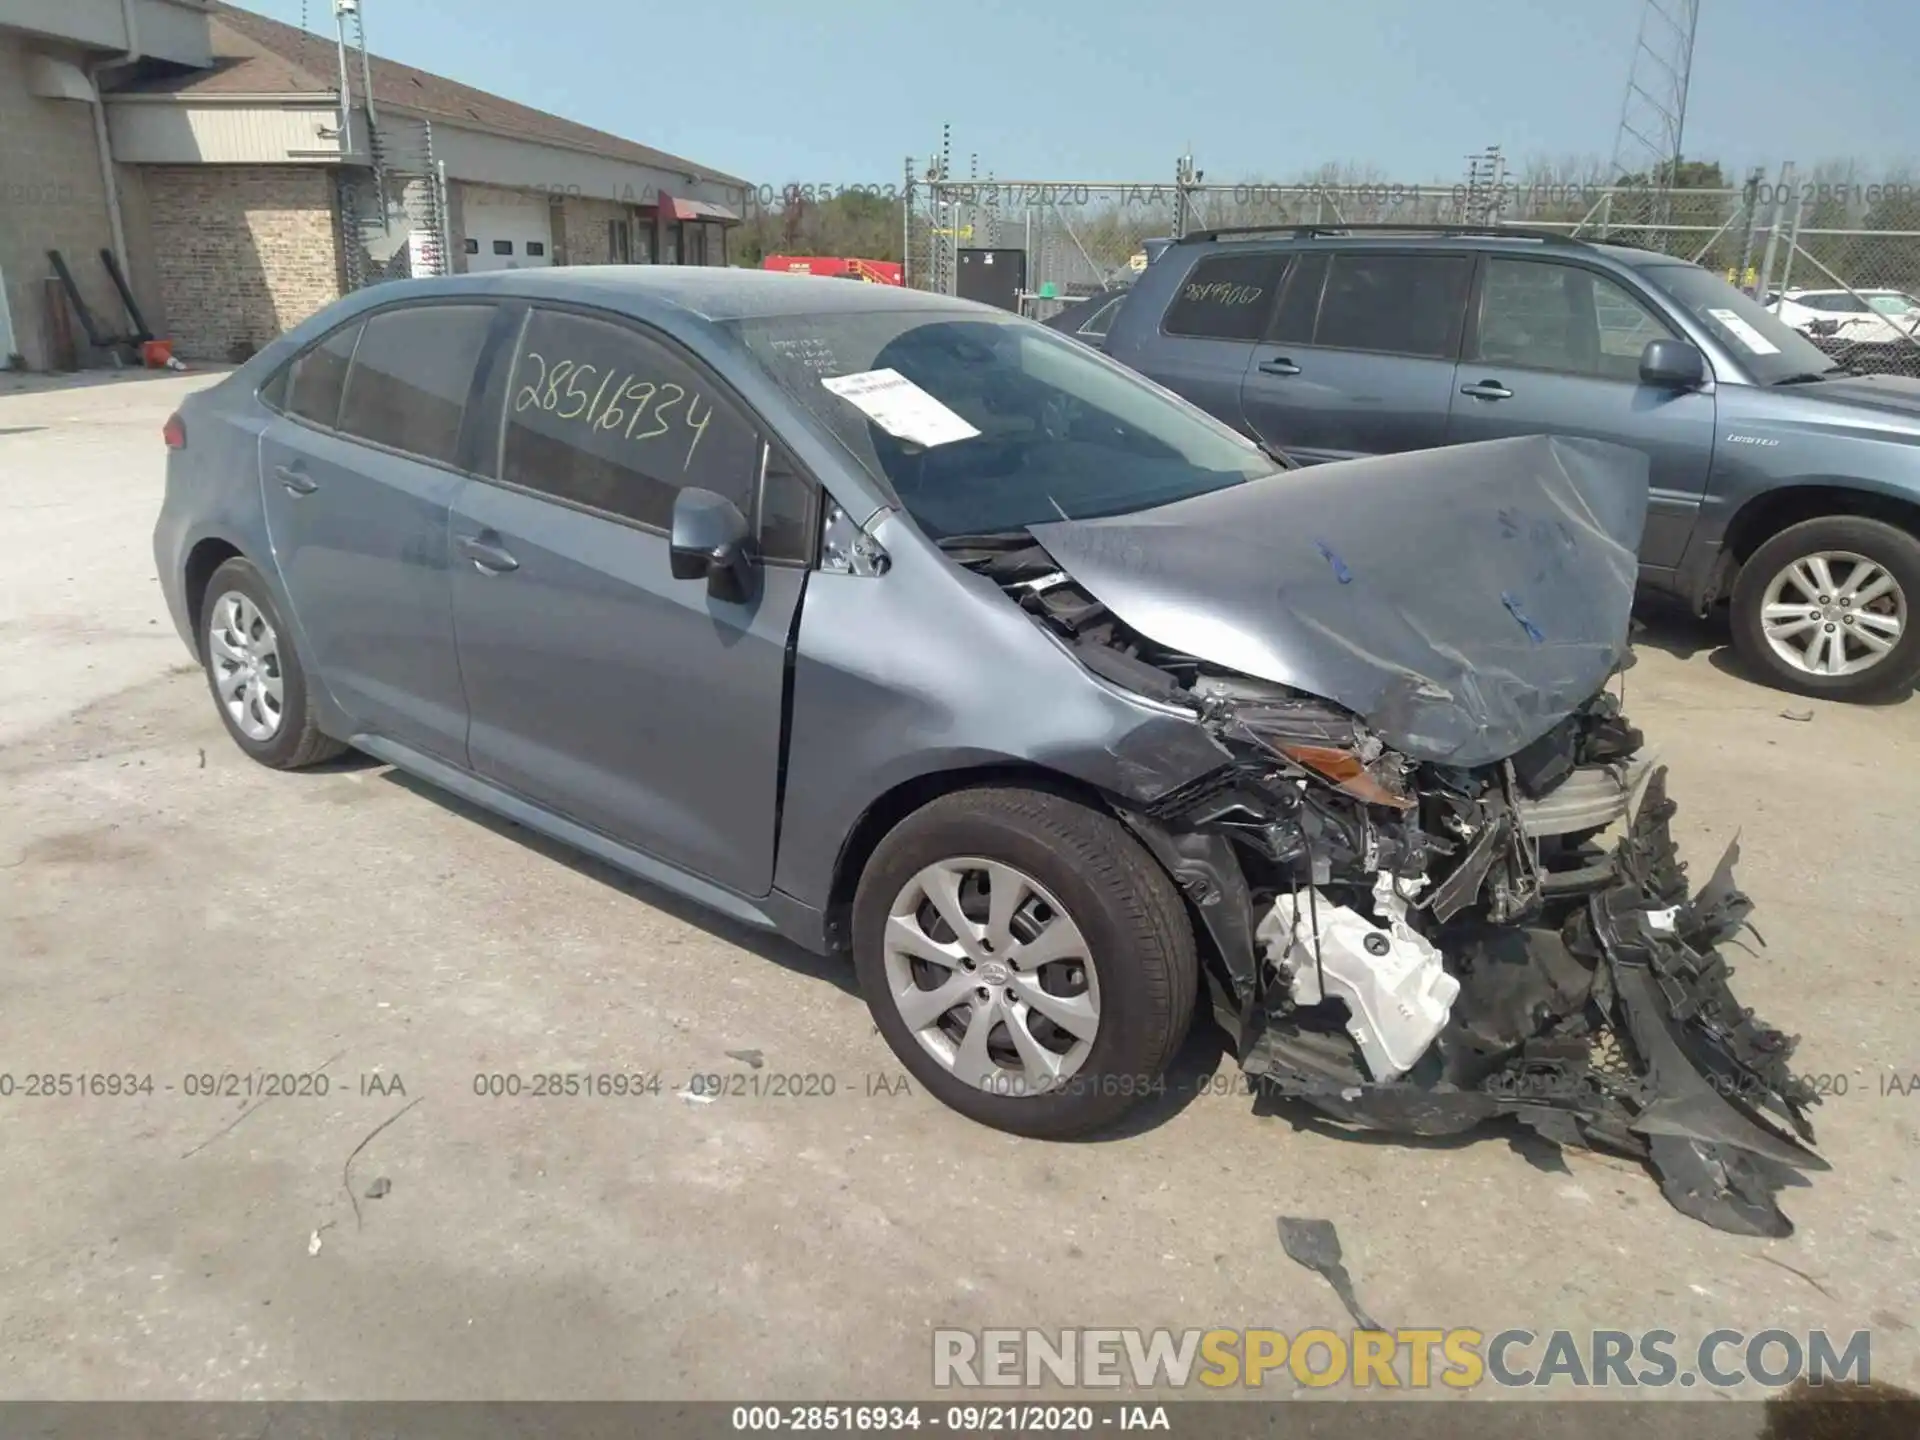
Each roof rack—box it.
[1175,223,1592,247]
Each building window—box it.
[493,240,514,256]
[526,241,545,258]
[609,219,632,264]
[463,238,479,255]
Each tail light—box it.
[162,412,187,450]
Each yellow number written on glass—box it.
[518,354,721,471]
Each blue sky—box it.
[253,0,1917,187]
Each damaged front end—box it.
[948,438,1825,1237]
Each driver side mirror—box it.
[1640,337,1708,390]
[669,487,757,604]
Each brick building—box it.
[0,0,748,368]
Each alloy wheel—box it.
[1758,550,1907,678]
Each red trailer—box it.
[763,255,904,285]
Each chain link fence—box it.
[905,167,1920,374]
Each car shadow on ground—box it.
[371,765,862,1000]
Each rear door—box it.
[448,303,815,897]
[1444,255,1715,569]
[258,302,497,760]
[1124,248,1289,430]
[1239,248,1474,463]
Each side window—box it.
[1077,294,1125,339]
[284,322,361,428]
[1314,253,1472,358]
[758,448,818,564]
[335,305,495,466]
[1473,260,1671,381]
[501,308,761,528]
[1590,274,1673,379]
[1266,251,1327,344]
[1161,251,1287,340]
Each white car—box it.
[1768,287,1920,344]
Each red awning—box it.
[653,191,740,224]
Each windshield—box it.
[723,308,1277,538]
[1637,264,1837,384]
[1867,293,1919,317]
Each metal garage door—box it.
[463,198,553,273]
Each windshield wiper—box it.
[1256,438,1296,468]
[935,530,1035,551]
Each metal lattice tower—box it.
[1608,0,1701,188]
[1462,146,1506,224]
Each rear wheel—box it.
[200,557,345,768]
[1730,516,1920,700]
[852,787,1196,1139]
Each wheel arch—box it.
[182,535,247,658]
[823,761,1134,951]
[1723,484,1920,569]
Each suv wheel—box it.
[852,787,1196,1139]
[200,557,346,768]
[1730,516,1920,700]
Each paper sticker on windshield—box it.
[1707,308,1782,355]
[821,369,980,447]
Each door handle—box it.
[275,464,318,495]
[1460,380,1514,401]
[457,533,520,574]
[1257,356,1302,376]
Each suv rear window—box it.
[1314,253,1472,358]
[1162,252,1286,340]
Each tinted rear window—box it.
[284,323,360,428]
[1314,253,1472,358]
[337,305,495,466]
[1162,251,1287,340]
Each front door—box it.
[259,303,495,760]
[1240,248,1475,463]
[1444,256,1716,570]
[449,305,807,897]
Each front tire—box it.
[852,786,1197,1139]
[200,557,345,768]
[1730,516,1920,701]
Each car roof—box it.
[1183,230,1680,268]
[374,266,989,324]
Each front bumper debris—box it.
[1240,768,1824,1237]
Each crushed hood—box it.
[1027,434,1650,767]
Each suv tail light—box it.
[162,413,186,449]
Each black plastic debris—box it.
[725,1049,765,1070]
[365,1176,392,1200]
[1277,1217,1383,1331]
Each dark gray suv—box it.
[1105,224,1920,701]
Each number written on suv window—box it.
[502,309,761,528]
[1163,252,1287,340]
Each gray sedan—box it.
[155,268,1823,1235]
